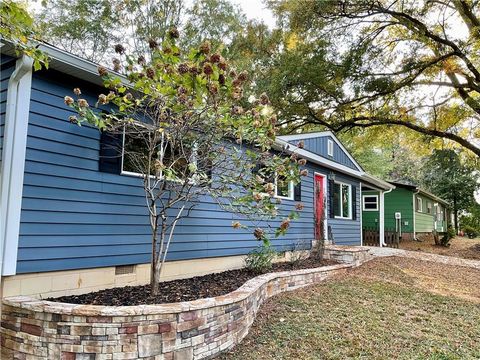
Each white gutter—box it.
[0,55,33,276]
[412,189,419,239]
[379,187,393,247]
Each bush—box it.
[463,225,479,239]
[440,225,456,246]
[245,244,277,274]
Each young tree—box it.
[266,0,480,156]
[65,32,305,295]
[422,149,479,231]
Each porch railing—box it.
[362,227,400,248]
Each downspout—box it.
[0,55,33,285]
[379,187,393,247]
[412,189,419,240]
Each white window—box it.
[274,174,294,200]
[121,130,207,180]
[363,195,378,211]
[415,196,423,212]
[327,139,334,157]
[333,182,351,219]
[426,201,432,214]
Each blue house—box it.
[0,43,393,298]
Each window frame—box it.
[415,196,423,212]
[274,173,294,200]
[327,139,334,157]
[362,194,379,211]
[426,201,433,214]
[121,128,199,181]
[333,181,352,219]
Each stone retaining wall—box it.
[1,247,370,359]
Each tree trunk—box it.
[150,216,160,295]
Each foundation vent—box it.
[115,265,135,275]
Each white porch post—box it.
[379,190,385,247]
[0,55,33,276]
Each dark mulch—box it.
[48,257,337,306]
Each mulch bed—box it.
[48,257,337,306]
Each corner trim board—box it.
[0,55,33,276]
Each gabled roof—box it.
[388,181,449,206]
[278,131,364,172]
[274,138,393,191]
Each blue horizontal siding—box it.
[292,136,359,171]
[16,69,361,274]
[0,57,15,167]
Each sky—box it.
[231,0,276,28]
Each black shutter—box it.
[294,182,301,201]
[328,179,335,218]
[352,185,357,220]
[99,131,123,174]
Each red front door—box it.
[314,174,325,240]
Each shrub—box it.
[440,225,456,246]
[463,225,479,239]
[245,244,277,273]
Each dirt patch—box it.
[400,236,480,260]
[347,256,480,303]
[222,256,480,360]
[48,257,336,306]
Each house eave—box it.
[274,138,393,191]
[1,40,128,87]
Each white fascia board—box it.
[418,189,449,207]
[278,130,364,172]
[0,55,34,276]
[274,138,393,191]
[274,137,363,175]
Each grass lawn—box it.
[400,236,480,260]
[222,257,480,360]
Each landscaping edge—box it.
[1,246,371,360]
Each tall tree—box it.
[1,0,48,69]
[422,149,479,231]
[267,0,480,156]
[37,0,123,63]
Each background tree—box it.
[422,149,479,231]
[266,0,480,157]
[65,34,305,295]
[1,0,48,69]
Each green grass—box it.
[222,259,480,360]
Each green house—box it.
[362,181,451,241]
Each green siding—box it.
[361,190,380,229]
[363,187,449,235]
[361,187,414,233]
[384,188,414,233]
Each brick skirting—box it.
[1,247,370,359]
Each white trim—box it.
[274,174,294,200]
[278,131,364,172]
[412,190,418,236]
[273,138,394,191]
[415,196,423,212]
[379,187,393,247]
[0,55,33,276]
[314,172,328,242]
[327,139,334,157]
[333,181,352,220]
[360,182,363,246]
[362,194,379,211]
